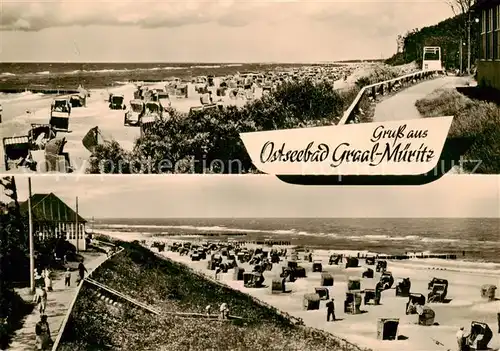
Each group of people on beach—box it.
[32,268,53,315]
[33,261,88,350]
[32,267,54,351]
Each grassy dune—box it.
[415,89,500,174]
[58,242,368,351]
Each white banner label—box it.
[240,116,453,175]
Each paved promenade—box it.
[373,76,464,122]
[7,252,107,351]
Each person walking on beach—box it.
[64,268,71,287]
[38,288,48,315]
[43,268,53,292]
[326,298,336,322]
[78,262,88,282]
[456,327,466,351]
[220,303,229,320]
[497,312,500,333]
[34,268,43,288]
[33,285,43,304]
[35,315,52,350]
[205,305,211,317]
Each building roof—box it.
[473,0,500,10]
[19,193,87,223]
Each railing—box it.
[51,247,123,351]
[338,69,445,125]
[85,277,161,315]
[151,248,370,351]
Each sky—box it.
[3,175,499,218]
[0,0,455,62]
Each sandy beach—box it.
[1,81,240,173]
[126,237,500,351]
[0,62,409,174]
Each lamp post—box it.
[467,11,472,75]
[28,178,34,294]
[467,13,481,75]
[75,197,79,253]
[459,39,465,74]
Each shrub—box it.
[415,88,500,173]
[0,288,33,350]
[0,205,29,284]
[86,140,132,174]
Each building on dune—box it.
[19,193,87,251]
[476,0,500,90]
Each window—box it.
[489,8,493,59]
[496,5,500,59]
[486,9,492,59]
[482,9,487,59]
[488,8,495,59]
[497,5,500,29]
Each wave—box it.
[94,223,500,246]
[60,65,210,75]
[191,65,221,69]
[98,223,264,233]
[7,64,245,77]
[0,91,45,103]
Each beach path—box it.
[8,252,108,351]
[373,76,465,122]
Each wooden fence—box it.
[338,69,445,125]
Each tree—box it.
[0,177,19,213]
[0,177,31,349]
[0,177,29,283]
[444,0,475,73]
[386,13,480,70]
[445,0,474,18]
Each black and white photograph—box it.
[0,0,499,174]
[1,1,500,351]
[0,175,499,351]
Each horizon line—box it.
[89,217,499,220]
[0,59,387,64]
